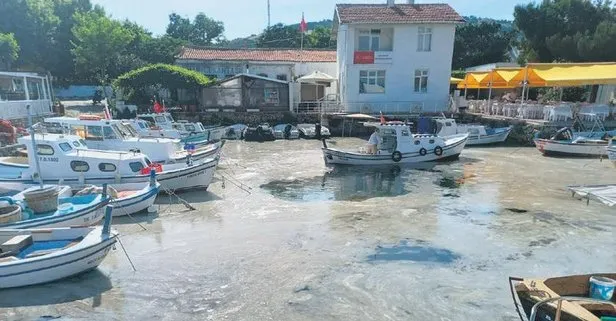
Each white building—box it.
[176,47,338,111]
[0,71,54,120]
[333,0,464,113]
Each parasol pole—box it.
[487,71,494,114]
[521,65,529,105]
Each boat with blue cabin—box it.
[434,118,512,145]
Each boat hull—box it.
[0,196,108,229]
[0,158,218,195]
[534,139,607,157]
[606,146,616,167]
[110,183,159,217]
[0,227,117,288]
[323,135,467,166]
[467,127,512,146]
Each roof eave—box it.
[341,20,465,25]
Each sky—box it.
[91,0,535,39]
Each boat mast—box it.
[27,105,45,189]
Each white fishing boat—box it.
[322,123,468,166]
[534,127,610,157]
[137,112,225,142]
[434,118,512,145]
[0,134,218,194]
[0,190,108,229]
[43,116,222,164]
[0,206,118,288]
[273,124,300,140]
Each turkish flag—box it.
[299,13,307,33]
[153,101,164,113]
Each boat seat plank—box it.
[525,279,602,321]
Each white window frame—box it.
[414,69,429,93]
[359,70,386,94]
[417,27,432,52]
[358,29,381,51]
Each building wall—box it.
[338,23,457,113]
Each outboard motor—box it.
[284,124,292,139]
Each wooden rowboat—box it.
[509,274,616,321]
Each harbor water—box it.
[2,138,616,321]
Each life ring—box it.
[434,146,443,156]
[419,148,427,156]
[392,151,402,162]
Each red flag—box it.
[299,13,307,33]
[380,111,385,125]
[153,101,164,113]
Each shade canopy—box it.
[450,77,463,84]
[477,68,523,88]
[519,63,616,87]
[456,72,489,89]
[297,71,336,84]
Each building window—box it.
[414,69,429,93]
[358,29,380,51]
[276,74,288,81]
[417,27,432,52]
[70,160,90,172]
[359,70,385,94]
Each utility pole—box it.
[267,0,271,28]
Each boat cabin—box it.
[121,119,182,139]
[137,112,175,130]
[44,116,181,163]
[17,134,152,179]
[366,123,446,154]
[172,120,206,134]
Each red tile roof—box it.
[336,3,464,24]
[177,47,337,63]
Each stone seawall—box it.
[172,111,584,146]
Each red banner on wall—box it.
[354,51,375,64]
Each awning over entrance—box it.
[297,71,335,84]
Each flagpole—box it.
[300,12,304,53]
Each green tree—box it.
[49,0,92,84]
[256,23,301,48]
[71,9,134,84]
[0,33,20,70]
[306,26,335,49]
[514,0,615,63]
[452,21,513,69]
[165,13,224,46]
[0,0,59,70]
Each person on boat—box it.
[368,128,381,154]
